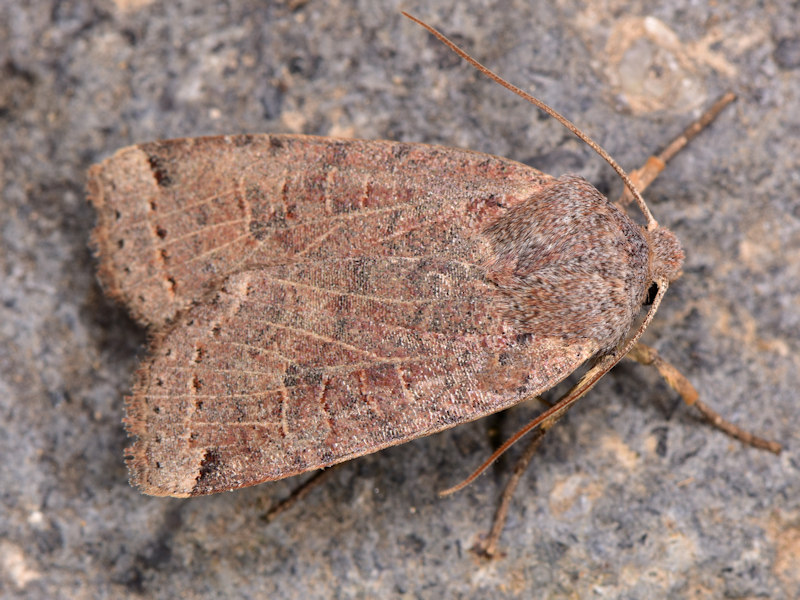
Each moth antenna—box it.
[402,11,657,229]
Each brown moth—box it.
[91,136,611,495]
[89,14,779,552]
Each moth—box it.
[89,13,779,555]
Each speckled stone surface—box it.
[1,1,798,598]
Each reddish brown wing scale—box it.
[89,135,553,330]
[127,262,597,496]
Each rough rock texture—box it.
[1,1,798,598]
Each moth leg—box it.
[627,342,781,454]
[475,338,781,557]
[618,92,737,206]
[451,354,618,557]
[473,357,616,558]
[474,428,546,558]
[261,467,338,523]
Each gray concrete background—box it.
[1,0,798,598]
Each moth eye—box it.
[644,282,659,306]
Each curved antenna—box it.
[401,11,657,229]
[440,278,671,496]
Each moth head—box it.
[647,225,684,284]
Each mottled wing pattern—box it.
[89,135,555,329]
[126,260,596,496]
